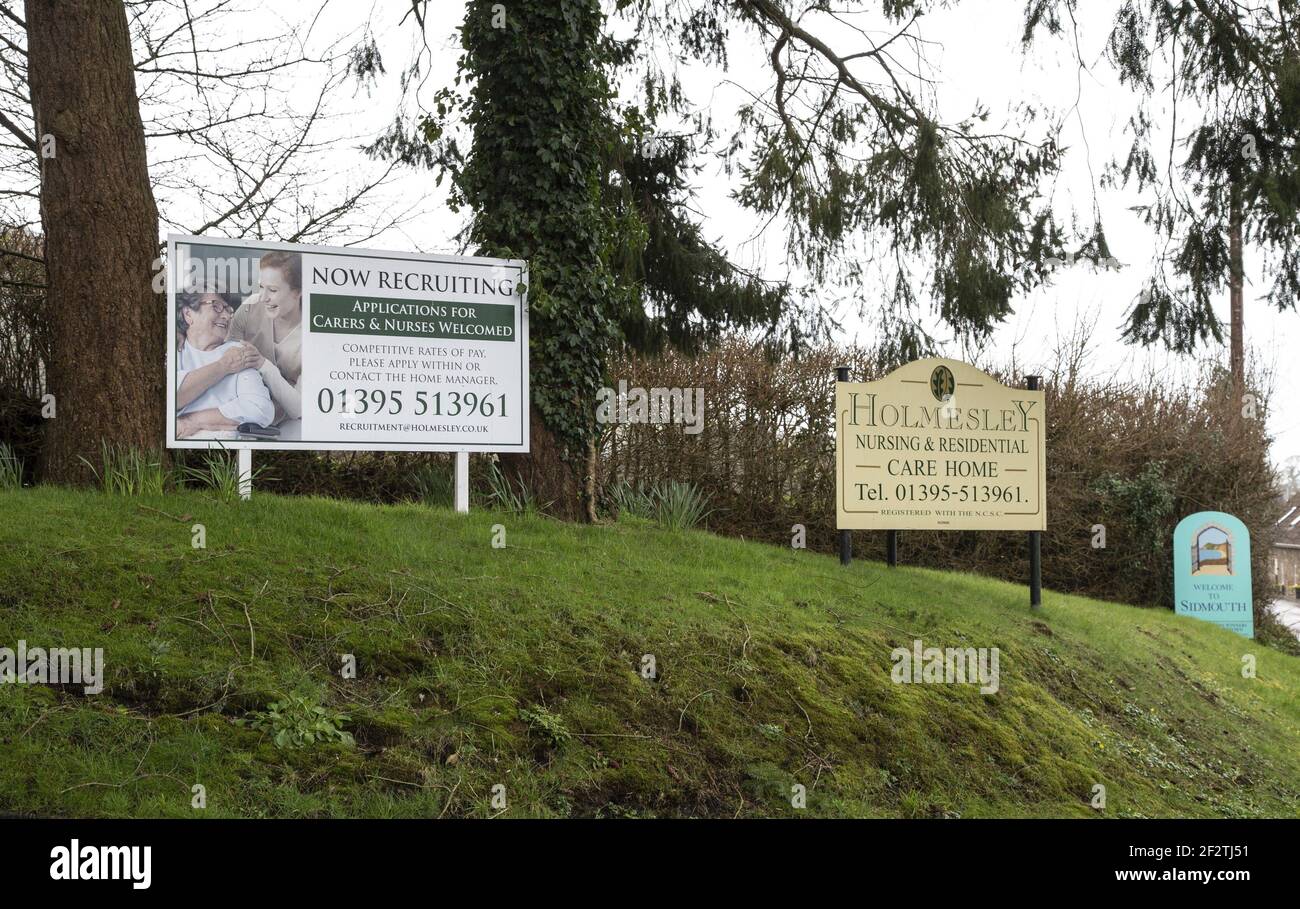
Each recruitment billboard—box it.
[165,235,528,452]
[836,358,1046,531]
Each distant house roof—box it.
[1276,493,1300,546]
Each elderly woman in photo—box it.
[229,250,303,422]
[175,289,275,438]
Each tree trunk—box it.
[26,0,163,482]
[501,410,584,520]
[1229,180,1245,403]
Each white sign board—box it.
[165,235,528,452]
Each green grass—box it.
[0,486,1297,818]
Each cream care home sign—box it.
[836,358,1045,531]
[1173,512,1253,638]
[166,235,528,452]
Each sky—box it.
[145,0,1300,473]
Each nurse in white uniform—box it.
[175,290,275,438]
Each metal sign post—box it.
[455,451,470,514]
[836,366,852,566]
[1026,375,1042,609]
[238,449,252,501]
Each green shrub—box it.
[79,442,168,496]
[240,693,354,750]
[179,449,264,503]
[518,705,570,749]
[409,462,454,507]
[1093,461,1178,555]
[652,480,711,531]
[0,442,21,490]
[611,479,710,529]
[485,461,545,514]
[609,479,655,519]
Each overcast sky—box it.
[157,0,1300,473]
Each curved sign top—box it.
[836,358,1046,531]
[1173,511,1253,638]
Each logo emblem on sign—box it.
[930,364,955,402]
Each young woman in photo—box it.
[229,250,303,423]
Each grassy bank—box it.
[0,486,1297,818]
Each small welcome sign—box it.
[1173,512,1253,638]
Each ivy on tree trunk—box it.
[441,0,620,519]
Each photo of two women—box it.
[174,248,303,440]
